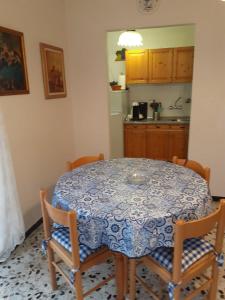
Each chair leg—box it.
[47,247,57,290]
[208,263,219,300]
[74,270,83,300]
[115,253,125,300]
[123,255,128,297]
[173,285,181,300]
[129,259,136,300]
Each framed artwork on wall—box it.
[0,26,29,96]
[40,43,67,99]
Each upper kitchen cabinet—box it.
[149,48,173,83]
[125,50,148,84]
[172,47,194,82]
[125,47,194,84]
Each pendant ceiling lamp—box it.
[117,30,143,47]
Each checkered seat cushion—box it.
[149,238,214,272]
[52,227,94,262]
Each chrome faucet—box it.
[168,97,183,110]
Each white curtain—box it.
[0,111,25,262]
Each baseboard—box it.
[25,218,43,239]
[212,196,223,201]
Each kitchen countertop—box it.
[124,116,190,125]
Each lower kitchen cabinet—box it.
[124,124,189,161]
[146,125,170,160]
[168,125,188,159]
[124,124,146,158]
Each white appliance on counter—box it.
[109,90,128,158]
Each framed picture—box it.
[40,43,67,99]
[0,26,29,96]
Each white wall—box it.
[0,0,75,229]
[65,0,225,197]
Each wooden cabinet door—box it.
[126,50,148,84]
[146,125,170,160]
[173,47,194,82]
[149,48,173,83]
[124,125,146,157]
[168,125,189,161]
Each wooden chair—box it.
[172,156,211,183]
[66,153,104,171]
[129,199,225,300]
[40,189,124,300]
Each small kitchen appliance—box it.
[139,102,148,119]
[150,100,161,120]
[131,102,139,120]
[132,101,148,121]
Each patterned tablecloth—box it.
[53,158,212,258]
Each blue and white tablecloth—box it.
[53,158,212,258]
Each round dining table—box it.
[53,158,212,258]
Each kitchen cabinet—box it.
[146,125,170,160]
[125,47,194,84]
[149,49,173,83]
[168,125,188,159]
[124,124,189,161]
[124,124,146,157]
[125,50,148,84]
[173,47,194,82]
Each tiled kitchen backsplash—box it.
[127,83,192,117]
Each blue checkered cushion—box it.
[149,238,214,272]
[52,227,94,262]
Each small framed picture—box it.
[40,43,67,99]
[0,26,29,96]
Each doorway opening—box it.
[107,24,195,160]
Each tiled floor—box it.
[0,214,225,299]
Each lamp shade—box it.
[117,30,143,47]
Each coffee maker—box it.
[139,102,148,119]
[131,102,148,121]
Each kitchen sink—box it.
[167,117,190,122]
[126,117,190,123]
[170,118,181,122]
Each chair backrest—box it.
[172,199,225,282]
[66,153,104,171]
[172,156,210,183]
[40,189,80,267]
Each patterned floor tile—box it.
[0,204,224,299]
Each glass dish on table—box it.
[127,172,147,184]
